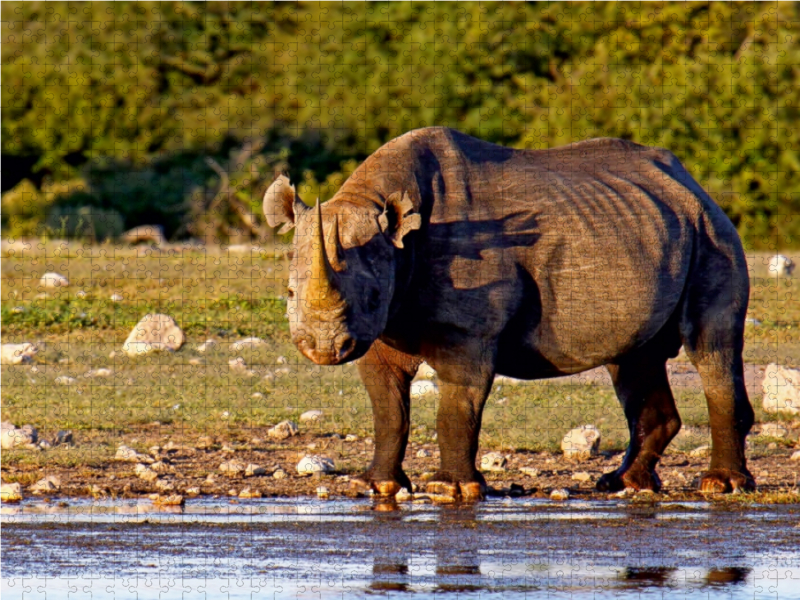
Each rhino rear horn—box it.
[263,175,309,234]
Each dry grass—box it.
[2,243,799,467]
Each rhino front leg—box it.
[352,340,422,497]
[426,350,494,501]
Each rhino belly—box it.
[496,230,690,378]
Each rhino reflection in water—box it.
[263,127,754,500]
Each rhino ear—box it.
[263,175,309,234]
[378,191,421,249]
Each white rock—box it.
[480,452,507,472]
[296,455,335,476]
[197,339,217,353]
[29,477,58,494]
[276,355,288,364]
[762,364,800,415]
[410,380,438,399]
[768,255,795,277]
[1,483,23,503]
[1,342,38,365]
[135,464,159,481]
[238,487,262,499]
[344,434,359,443]
[759,422,789,438]
[185,487,201,496]
[220,461,245,476]
[155,479,175,492]
[245,464,266,477]
[110,293,124,302]
[1,422,36,449]
[572,471,592,483]
[230,337,265,351]
[561,425,601,461]
[519,467,539,478]
[690,445,711,458]
[272,468,288,479]
[30,475,61,494]
[268,420,299,440]
[416,448,431,458]
[251,392,264,400]
[416,362,437,380]
[122,314,185,357]
[316,486,330,499]
[790,450,800,461]
[300,410,323,423]
[86,368,112,378]
[153,494,184,506]
[76,290,88,299]
[55,376,76,385]
[39,272,69,288]
[115,445,153,463]
[550,488,570,501]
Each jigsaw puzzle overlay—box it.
[2,3,799,599]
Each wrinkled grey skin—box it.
[264,127,754,499]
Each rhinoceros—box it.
[263,127,754,500]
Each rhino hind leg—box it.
[351,340,421,497]
[597,358,682,493]
[683,340,755,493]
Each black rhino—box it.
[263,127,754,500]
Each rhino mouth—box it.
[296,334,371,365]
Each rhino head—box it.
[263,176,421,365]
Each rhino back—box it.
[338,129,724,376]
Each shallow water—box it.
[3,498,799,599]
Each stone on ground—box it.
[296,455,334,476]
[561,425,601,460]
[268,420,299,440]
[480,452,507,472]
[1,483,23,503]
[39,272,69,288]
[1,343,38,365]
[123,314,185,357]
[300,410,323,423]
[1,422,37,449]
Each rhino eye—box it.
[287,288,295,299]
[367,289,380,312]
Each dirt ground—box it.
[4,417,798,505]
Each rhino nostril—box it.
[337,336,355,358]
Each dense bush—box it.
[2,2,798,247]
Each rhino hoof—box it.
[425,480,486,501]
[698,469,755,493]
[597,467,661,493]
[349,474,407,497]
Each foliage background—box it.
[2,1,798,248]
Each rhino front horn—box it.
[307,199,340,309]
